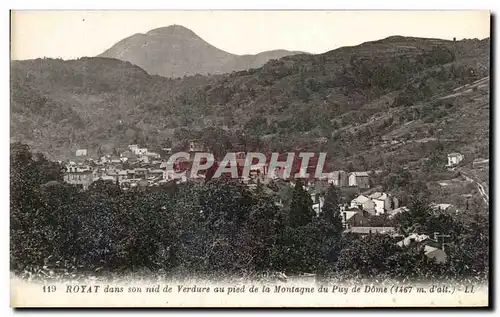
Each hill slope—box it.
[11,36,490,172]
[98,25,304,77]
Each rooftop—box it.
[350,171,370,177]
[344,227,398,235]
[352,195,370,204]
[344,210,362,221]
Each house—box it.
[369,192,398,215]
[387,206,409,219]
[135,148,148,156]
[369,192,386,214]
[423,245,448,264]
[164,169,180,181]
[125,169,135,179]
[108,170,128,182]
[93,167,106,178]
[327,170,349,187]
[139,154,151,164]
[348,172,371,188]
[189,139,204,152]
[63,166,93,190]
[396,233,447,264]
[110,158,122,164]
[145,152,161,159]
[134,168,148,179]
[344,227,399,236]
[150,160,161,168]
[350,195,376,215]
[128,144,139,152]
[128,145,148,155]
[100,156,110,164]
[446,152,464,167]
[342,209,370,228]
[116,170,128,182]
[163,156,190,180]
[75,149,88,157]
[95,175,116,183]
[106,164,119,174]
[148,169,164,180]
[121,150,136,159]
[106,170,127,182]
[397,233,429,247]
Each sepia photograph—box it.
[9,10,491,307]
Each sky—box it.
[10,10,491,60]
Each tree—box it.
[334,234,401,277]
[288,180,315,228]
[320,184,343,233]
[394,198,432,235]
[171,179,256,274]
[294,67,310,102]
[10,143,66,269]
[419,45,456,67]
[247,197,279,270]
[88,179,122,198]
[270,223,328,274]
[383,167,412,191]
[255,178,263,196]
[96,145,103,159]
[346,162,355,173]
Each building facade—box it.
[348,172,370,188]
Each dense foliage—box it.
[11,144,489,282]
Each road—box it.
[459,170,489,206]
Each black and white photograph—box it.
[9,10,491,307]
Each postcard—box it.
[10,10,490,308]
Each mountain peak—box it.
[146,25,199,38]
[98,25,302,77]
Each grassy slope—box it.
[11,37,490,172]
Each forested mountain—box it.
[11,36,490,173]
[98,25,304,77]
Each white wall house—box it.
[128,144,139,152]
[369,192,390,215]
[348,172,370,188]
[327,171,340,186]
[350,195,376,214]
[329,170,348,187]
[75,149,87,157]
[447,152,464,167]
[135,148,148,155]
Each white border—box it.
[2,1,498,316]
[4,1,497,10]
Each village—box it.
[61,139,469,265]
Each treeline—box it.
[10,143,489,281]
